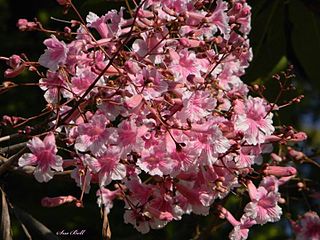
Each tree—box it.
[0,1,319,239]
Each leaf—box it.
[289,0,320,88]
[102,207,111,240]
[0,188,12,240]
[11,205,59,240]
[245,0,287,83]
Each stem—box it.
[0,142,27,155]
[0,146,28,176]
[0,133,20,143]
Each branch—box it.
[0,146,27,176]
[0,142,27,156]
[0,133,20,143]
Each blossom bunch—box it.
[1,0,310,238]
[291,211,320,240]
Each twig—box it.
[102,207,112,240]
[0,146,27,176]
[0,134,20,143]
[0,142,27,156]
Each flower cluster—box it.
[220,174,296,240]
[2,0,309,238]
[291,211,320,240]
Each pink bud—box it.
[64,26,71,34]
[56,0,71,6]
[271,153,282,162]
[137,9,154,18]
[4,64,26,78]
[8,54,22,68]
[279,175,295,185]
[291,132,307,142]
[287,147,305,160]
[41,195,77,207]
[217,206,240,226]
[246,180,258,201]
[263,166,297,177]
[265,135,282,143]
[16,19,37,31]
[235,3,242,11]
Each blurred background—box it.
[0,0,319,239]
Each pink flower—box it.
[86,12,111,39]
[84,146,126,186]
[229,215,256,240]
[233,97,274,145]
[96,187,121,214]
[290,131,307,142]
[124,209,150,234]
[137,146,178,176]
[38,35,68,71]
[39,71,72,103]
[18,132,63,182]
[244,180,282,225]
[234,146,256,168]
[177,90,216,123]
[71,67,99,95]
[132,29,168,64]
[146,190,180,222]
[124,186,177,233]
[195,125,231,166]
[219,207,256,240]
[129,67,168,100]
[126,177,154,206]
[75,113,117,156]
[86,8,124,39]
[293,211,320,240]
[176,182,212,215]
[170,145,200,173]
[205,0,230,38]
[259,176,279,192]
[229,1,251,34]
[117,119,148,157]
[169,49,205,84]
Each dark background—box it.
[0,0,320,239]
